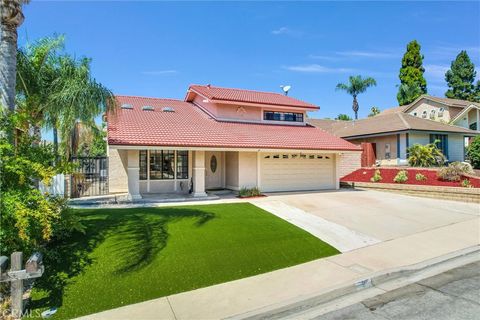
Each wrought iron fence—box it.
[71,157,108,198]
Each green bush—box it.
[0,117,84,256]
[238,187,262,198]
[370,169,382,182]
[415,173,427,181]
[437,162,474,182]
[407,142,446,167]
[467,136,480,169]
[393,170,409,183]
[461,179,472,188]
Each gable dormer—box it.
[185,84,319,125]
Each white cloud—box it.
[141,70,178,75]
[271,27,302,37]
[284,64,355,73]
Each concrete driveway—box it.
[251,189,479,252]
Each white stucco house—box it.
[107,85,361,199]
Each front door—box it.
[205,151,222,189]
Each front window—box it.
[264,111,304,122]
[430,134,448,156]
[150,150,174,180]
[176,151,189,179]
[470,122,477,131]
[139,150,148,180]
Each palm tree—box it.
[0,0,29,113]
[16,35,64,143]
[48,55,114,159]
[16,36,115,159]
[336,75,377,120]
[397,83,422,106]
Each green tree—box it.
[368,106,380,117]
[467,136,480,169]
[445,51,480,102]
[397,83,423,106]
[0,0,29,114]
[335,113,352,121]
[397,40,427,105]
[336,75,377,120]
[16,36,115,159]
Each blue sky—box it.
[20,1,480,120]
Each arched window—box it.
[438,108,445,117]
[422,111,427,118]
[430,110,436,119]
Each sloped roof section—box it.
[379,95,480,116]
[186,84,319,109]
[309,113,478,138]
[108,95,360,151]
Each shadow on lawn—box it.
[28,207,215,313]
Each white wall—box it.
[238,152,258,189]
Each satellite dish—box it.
[280,85,292,96]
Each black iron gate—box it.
[71,157,109,198]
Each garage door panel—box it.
[260,153,335,192]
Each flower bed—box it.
[341,167,480,188]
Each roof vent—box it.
[162,106,175,112]
[142,105,155,111]
[121,103,133,109]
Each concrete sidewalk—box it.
[76,217,479,320]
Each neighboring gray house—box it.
[310,112,478,166]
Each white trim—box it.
[256,152,261,189]
[109,145,360,154]
[451,104,480,124]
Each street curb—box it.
[229,245,480,320]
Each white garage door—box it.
[260,153,336,192]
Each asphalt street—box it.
[316,261,480,320]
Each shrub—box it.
[466,136,480,169]
[0,117,84,256]
[238,187,262,198]
[461,179,472,188]
[370,169,382,182]
[407,142,446,167]
[437,162,474,182]
[415,173,427,181]
[393,170,408,183]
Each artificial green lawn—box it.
[30,203,338,319]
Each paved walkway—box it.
[77,191,480,319]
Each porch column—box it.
[193,151,208,197]
[127,150,142,200]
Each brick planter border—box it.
[344,182,480,203]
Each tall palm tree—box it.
[336,75,377,120]
[0,0,29,113]
[48,55,114,159]
[16,35,64,143]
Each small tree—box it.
[407,142,446,167]
[368,106,380,117]
[335,113,352,121]
[445,51,480,102]
[397,40,427,105]
[467,136,480,169]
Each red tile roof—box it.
[108,96,359,151]
[186,85,319,109]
